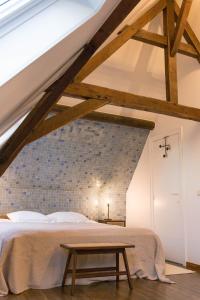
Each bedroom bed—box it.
[0,212,171,296]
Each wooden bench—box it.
[60,242,135,295]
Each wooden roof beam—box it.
[26,103,155,144]
[174,1,200,63]
[26,99,108,144]
[0,0,141,176]
[178,40,199,58]
[171,0,193,56]
[74,0,166,82]
[53,105,155,130]
[131,29,198,59]
[133,29,167,48]
[64,83,200,122]
[163,0,178,104]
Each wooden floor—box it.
[4,273,200,300]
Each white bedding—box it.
[0,221,171,296]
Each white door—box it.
[151,132,185,264]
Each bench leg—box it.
[71,251,77,296]
[62,251,72,287]
[122,249,133,290]
[116,252,119,287]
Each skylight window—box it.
[0,0,107,141]
[0,0,49,27]
[0,0,9,5]
[0,0,105,86]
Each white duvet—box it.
[0,221,171,296]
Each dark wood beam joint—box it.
[129,29,198,59]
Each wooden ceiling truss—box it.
[0,0,199,176]
[27,104,155,144]
[64,82,200,122]
[0,0,141,175]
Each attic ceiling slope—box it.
[63,0,199,115]
[74,0,167,83]
[0,0,141,176]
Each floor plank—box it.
[4,273,200,300]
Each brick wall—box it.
[0,119,149,220]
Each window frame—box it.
[0,0,56,36]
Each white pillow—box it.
[47,212,89,223]
[7,211,48,223]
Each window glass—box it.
[0,0,10,5]
[0,0,40,24]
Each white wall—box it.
[77,25,200,265]
[127,115,200,265]
[126,138,152,229]
[122,49,200,266]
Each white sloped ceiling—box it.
[0,0,120,137]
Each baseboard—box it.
[186,262,200,272]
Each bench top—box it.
[60,242,135,250]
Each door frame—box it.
[149,127,187,265]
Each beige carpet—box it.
[165,263,195,275]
